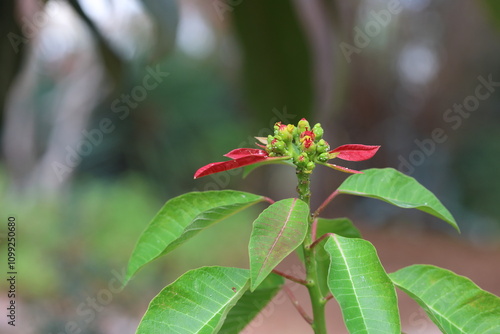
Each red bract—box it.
[330,144,380,161]
[321,144,380,174]
[194,149,288,179]
[224,148,268,159]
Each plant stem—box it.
[284,285,313,325]
[296,171,312,205]
[311,218,318,242]
[272,269,308,285]
[310,233,335,250]
[304,253,328,334]
[313,189,339,218]
[296,171,328,334]
[263,196,276,204]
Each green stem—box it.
[297,171,328,334]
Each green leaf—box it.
[242,158,293,178]
[249,198,309,291]
[126,191,265,284]
[296,217,362,263]
[219,273,284,333]
[314,218,362,296]
[136,266,249,334]
[325,235,401,333]
[338,168,459,231]
[316,217,362,240]
[390,265,500,334]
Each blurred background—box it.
[1,0,500,333]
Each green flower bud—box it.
[316,139,330,154]
[295,153,309,168]
[297,118,310,133]
[317,152,329,163]
[273,122,282,132]
[301,136,316,153]
[306,162,315,171]
[289,124,299,142]
[274,140,286,152]
[276,123,293,142]
[312,123,324,140]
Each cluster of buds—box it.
[266,119,332,174]
[194,117,380,179]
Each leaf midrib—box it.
[177,270,248,333]
[257,198,297,277]
[395,280,467,334]
[334,236,370,332]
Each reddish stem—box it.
[284,285,313,325]
[310,233,336,250]
[311,218,318,242]
[264,196,275,204]
[313,189,340,218]
[272,269,308,286]
[324,293,334,302]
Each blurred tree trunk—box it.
[0,1,26,124]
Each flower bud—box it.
[266,136,288,156]
[301,136,315,152]
[273,122,282,133]
[312,123,324,140]
[300,130,316,141]
[274,140,286,152]
[306,162,315,171]
[297,118,310,133]
[317,152,329,163]
[296,153,309,168]
[277,123,293,142]
[316,139,330,154]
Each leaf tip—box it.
[120,272,133,290]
